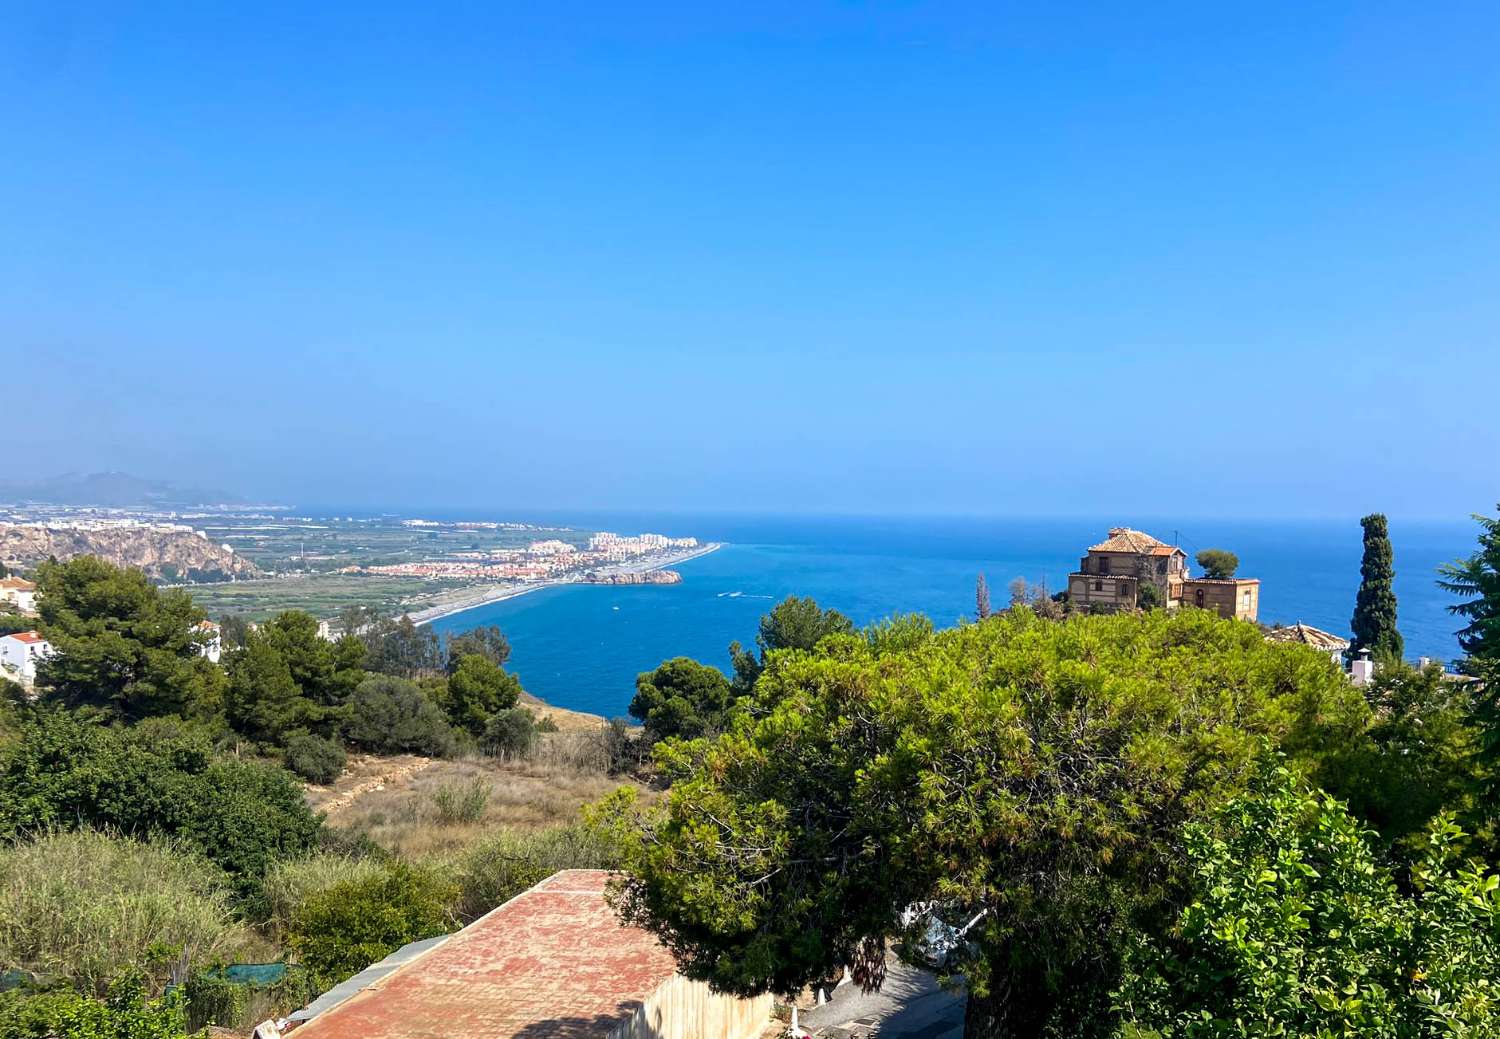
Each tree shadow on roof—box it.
[510,1005,642,1039]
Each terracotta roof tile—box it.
[1087,528,1182,555]
[1265,623,1350,652]
[289,870,680,1039]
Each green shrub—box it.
[445,654,522,736]
[483,707,540,757]
[287,861,456,986]
[1117,763,1500,1036]
[0,830,249,997]
[0,975,188,1039]
[0,713,322,903]
[452,824,622,922]
[345,677,457,757]
[262,853,391,940]
[430,779,490,825]
[283,732,346,785]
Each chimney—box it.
[1350,648,1375,687]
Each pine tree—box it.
[1438,505,1500,666]
[1437,505,1500,824]
[976,573,991,620]
[1349,513,1404,664]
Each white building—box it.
[0,578,37,615]
[0,631,51,689]
[194,620,222,664]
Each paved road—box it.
[800,961,964,1039]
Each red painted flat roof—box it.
[288,870,679,1039]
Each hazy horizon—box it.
[7,3,1498,518]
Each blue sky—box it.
[4,2,1497,518]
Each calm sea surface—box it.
[417,514,1477,719]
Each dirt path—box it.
[310,756,436,818]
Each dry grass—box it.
[0,831,255,995]
[319,750,654,858]
[518,691,610,732]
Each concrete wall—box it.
[609,974,772,1039]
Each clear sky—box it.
[5,2,1497,518]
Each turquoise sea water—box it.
[421,514,1480,719]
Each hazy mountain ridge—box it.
[0,472,244,507]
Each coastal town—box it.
[0,501,719,629]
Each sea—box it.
[403,513,1481,720]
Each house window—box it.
[1157,559,1167,575]
[1094,581,1104,592]
[1195,588,1205,606]
[1098,557,1111,575]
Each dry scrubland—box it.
[310,729,656,859]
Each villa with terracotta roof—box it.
[0,577,36,615]
[0,630,50,690]
[278,870,771,1039]
[1067,527,1260,621]
[1067,528,1189,613]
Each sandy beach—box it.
[407,541,724,627]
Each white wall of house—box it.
[0,634,51,687]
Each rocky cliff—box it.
[0,524,259,581]
[583,569,682,585]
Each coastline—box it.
[407,542,724,627]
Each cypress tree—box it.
[1349,513,1403,664]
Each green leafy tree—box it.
[727,595,854,693]
[217,613,253,651]
[1350,513,1404,664]
[225,632,315,745]
[1441,505,1500,665]
[0,712,321,900]
[1136,581,1164,609]
[1337,661,1483,855]
[445,653,522,736]
[336,604,382,639]
[446,626,512,669]
[617,609,1370,1037]
[345,676,456,756]
[361,615,444,678]
[1194,548,1239,579]
[1439,505,1500,828]
[34,557,227,720]
[629,657,734,743]
[262,610,362,713]
[1116,763,1500,1038]
[287,862,456,986]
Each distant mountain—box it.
[0,471,244,507]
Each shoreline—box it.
[407,542,724,627]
